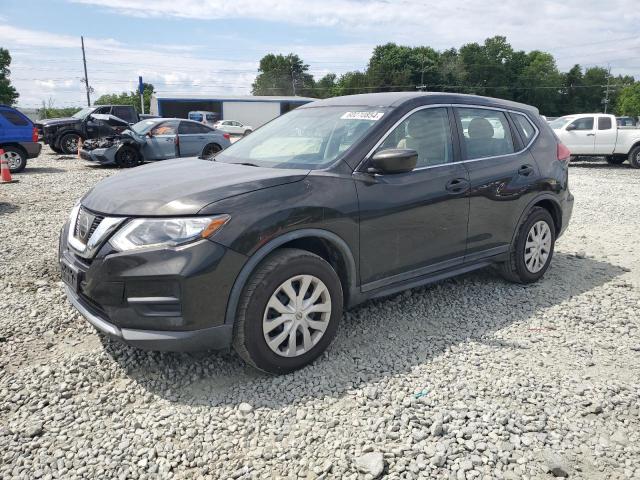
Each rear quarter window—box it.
[0,110,30,126]
[512,114,537,143]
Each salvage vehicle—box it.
[36,105,140,154]
[59,92,574,374]
[0,104,41,172]
[213,119,253,136]
[79,116,231,167]
[550,113,640,167]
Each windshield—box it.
[189,113,203,122]
[72,107,95,119]
[548,116,573,129]
[131,119,162,134]
[215,106,387,169]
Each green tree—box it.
[616,83,640,117]
[315,73,338,98]
[94,82,154,113]
[252,54,314,96]
[0,48,19,105]
[334,71,371,96]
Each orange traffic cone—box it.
[0,149,19,184]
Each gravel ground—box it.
[1,149,639,479]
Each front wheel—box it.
[59,133,82,155]
[500,207,556,284]
[629,146,640,169]
[243,130,252,136]
[233,248,343,374]
[115,146,141,168]
[2,146,27,173]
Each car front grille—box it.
[74,208,104,245]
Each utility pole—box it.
[416,55,427,92]
[603,64,611,114]
[42,100,47,119]
[291,70,297,96]
[81,36,91,106]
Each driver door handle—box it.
[445,178,470,193]
[586,133,595,136]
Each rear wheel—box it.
[115,146,141,168]
[605,155,626,165]
[59,133,82,155]
[629,146,640,169]
[500,207,556,284]
[201,143,222,160]
[2,146,27,173]
[243,129,252,136]
[233,248,343,374]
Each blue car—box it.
[0,105,42,172]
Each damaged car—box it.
[79,116,231,168]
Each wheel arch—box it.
[224,229,357,326]
[200,142,222,156]
[0,143,28,158]
[511,195,562,244]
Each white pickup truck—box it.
[550,113,640,168]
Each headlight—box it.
[110,215,230,252]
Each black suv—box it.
[59,92,573,374]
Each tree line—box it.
[252,36,640,117]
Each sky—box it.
[1,0,639,108]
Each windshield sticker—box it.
[340,111,384,121]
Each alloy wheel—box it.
[63,135,79,153]
[4,151,22,170]
[262,274,332,357]
[524,220,551,273]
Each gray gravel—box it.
[1,150,639,479]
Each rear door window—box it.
[457,108,515,159]
[112,106,136,123]
[179,121,211,134]
[0,110,30,126]
[598,117,612,130]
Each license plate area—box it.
[60,259,81,292]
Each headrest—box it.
[468,118,494,139]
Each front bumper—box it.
[79,147,116,165]
[59,219,247,352]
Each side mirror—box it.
[369,148,418,174]
[565,124,576,131]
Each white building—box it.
[149,94,316,127]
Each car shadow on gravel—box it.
[100,252,626,408]
[570,161,634,169]
[0,202,20,215]
[19,167,66,174]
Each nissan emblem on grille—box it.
[76,209,95,243]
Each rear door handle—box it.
[445,178,470,193]
[518,164,534,176]
[586,133,595,136]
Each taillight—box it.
[32,126,38,142]
[223,133,230,140]
[557,142,571,162]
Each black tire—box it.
[243,130,252,136]
[605,155,626,165]
[233,248,343,374]
[500,207,556,284]
[629,145,640,169]
[114,146,141,168]
[201,143,222,160]
[2,146,27,173]
[59,133,82,155]
[50,144,64,154]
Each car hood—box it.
[81,159,309,216]
[37,117,78,127]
